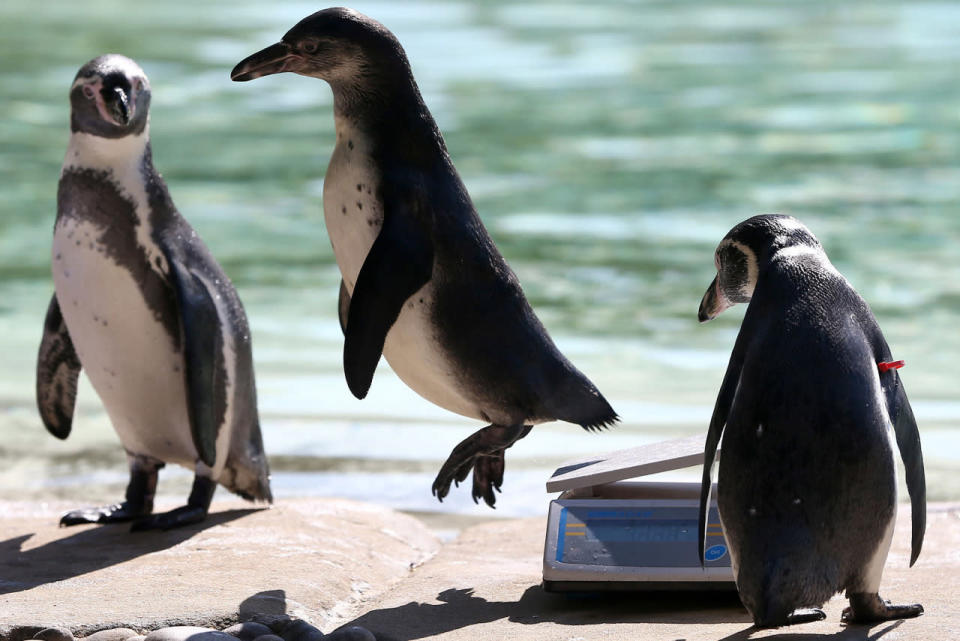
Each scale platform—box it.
[542,434,736,592]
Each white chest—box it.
[323,123,382,293]
[321,120,479,420]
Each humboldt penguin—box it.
[698,214,925,626]
[37,54,271,530]
[231,8,617,506]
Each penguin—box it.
[36,54,272,530]
[697,214,926,626]
[230,8,617,507]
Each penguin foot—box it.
[60,501,151,527]
[786,609,827,625]
[842,593,924,624]
[431,424,531,506]
[130,504,208,531]
[130,475,217,531]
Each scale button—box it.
[705,544,727,561]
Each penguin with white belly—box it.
[37,55,271,530]
[697,214,925,626]
[231,8,618,506]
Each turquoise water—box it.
[1,0,959,517]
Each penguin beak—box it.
[105,86,131,126]
[698,276,730,322]
[231,42,299,81]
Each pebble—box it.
[143,627,236,641]
[221,623,274,641]
[325,627,376,641]
[35,628,74,641]
[272,620,324,641]
[84,629,139,641]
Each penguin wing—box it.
[36,295,82,439]
[884,374,926,566]
[163,249,224,468]
[343,212,433,399]
[698,332,748,567]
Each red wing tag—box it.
[878,360,905,373]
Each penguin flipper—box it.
[886,377,926,566]
[343,213,433,399]
[164,251,223,468]
[36,294,82,439]
[698,336,747,566]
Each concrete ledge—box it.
[0,499,440,638]
[2,500,958,640]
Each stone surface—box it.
[333,504,960,640]
[82,629,138,641]
[221,623,272,641]
[2,499,957,640]
[143,628,228,641]
[0,499,439,639]
[34,630,73,641]
[249,636,283,641]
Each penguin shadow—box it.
[716,619,905,641]
[336,586,749,641]
[0,508,259,595]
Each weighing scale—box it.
[542,434,735,592]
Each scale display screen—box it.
[555,505,730,569]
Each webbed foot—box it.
[431,424,531,507]
[60,501,151,526]
[842,593,923,624]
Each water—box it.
[2,0,959,519]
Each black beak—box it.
[105,86,130,126]
[698,276,719,323]
[231,42,296,81]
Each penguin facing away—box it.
[37,54,271,530]
[697,214,925,627]
[231,7,618,506]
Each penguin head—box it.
[699,214,823,322]
[70,54,151,139]
[230,8,406,88]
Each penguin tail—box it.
[542,366,619,432]
[224,441,273,504]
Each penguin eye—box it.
[302,40,319,54]
[82,85,96,99]
[133,78,143,92]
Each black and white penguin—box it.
[230,8,617,506]
[36,54,271,530]
[697,214,926,626]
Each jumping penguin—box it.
[230,8,617,506]
[37,54,271,530]
[697,214,925,626]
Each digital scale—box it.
[542,434,735,592]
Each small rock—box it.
[274,620,324,641]
[251,636,285,641]
[222,624,273,641]
[84,629,139,641]
[125,637,146,641]
[326,627,376,641]
[144,627,235,641]
[35,629,74,641]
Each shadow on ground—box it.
[339,586,751,641]
[0,508,261,595]
[716,619,904,641]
